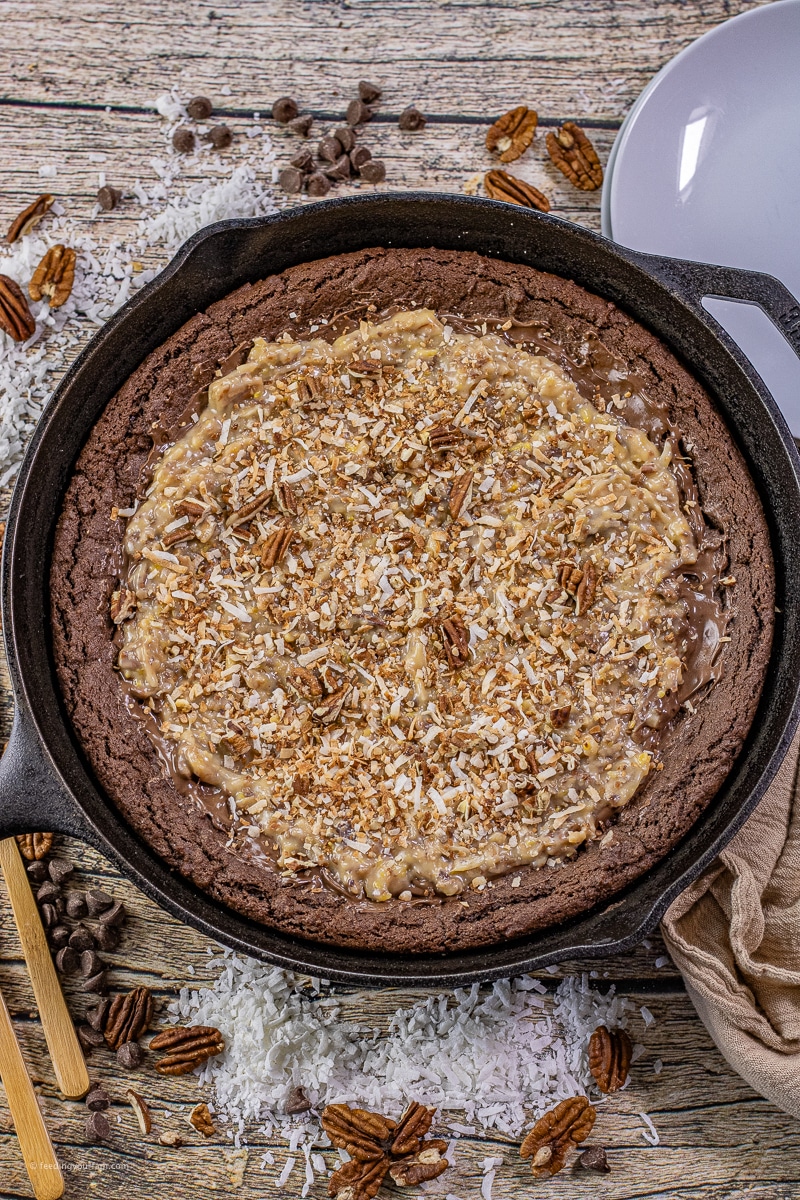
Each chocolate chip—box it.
[290,148,313,173]
[350,145,372,171]
[398,105,426,131]
[358,80,382,104]
[81,950,104,978]
[285,1085,311,1114]
[333,126,356,153]
[94,924,120,952]
[77,1024,105,1052]
[323,154,351,181]
[65,893,87,919]
[579,1146,610,1173]
[40,903,57,929]
[186,95,213,120]
[97,185,122,211]
[48,859,74,886]
[37,881,60,904]
[288,114,313,137]
[318,136,343,163]
[305,172,331,197]
[86,999,110,1032]
[49,926,71,949]
[26,861,48,883]
[83,970,108,995]
[99,901,126,927]
[86,889,113,916]
[279,166,305,194]
[85,1111,111,1141]
[117,1041,144,1070]
[172,126,196,153]
[359,159,386,184]
[272,96,299,123]
[206,124,232,149]
[346,98,372,127]
[55,947,80,975]
[69,926,96,952]
[85,1087,111,1112]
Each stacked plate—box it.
[602,0,800,434]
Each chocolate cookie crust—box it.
[51,248,774,953]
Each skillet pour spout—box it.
[2,193,800,986]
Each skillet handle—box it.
[622,252,800,363]
[0,709,96,843]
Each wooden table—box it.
[2,2,797,1196]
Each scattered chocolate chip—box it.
[86,999,110,1032]
[206,124,232,149]
[359,159,386,184]
[186,95,213,120]
[279,166,305,194]
[117,1041,144,1070]
[272,96,299,123]
[83,970,108,995]
[285,1085,311,1114]
[305,172,330,197]
[49,926,70,949]
[40,903,57,929]
[358,80,382,104]
[69,926,96,952]
[37,881,60,904]
[81,950,104,978]
[65,893,87,919]
[85,1087,111,1112]
[86,889,114,917]
[77,1024,105,1052]
[288,114,313,137]
[100,900,126,927]
[85,1111,111,1141]
[346,98,372,127]
[26,860,48,883]
[323,154,351,181]
[94,924,120,952]
[350,145,372,170]
[318,135,343,163]
[333,126,356,153]
[55,947,80,975]
[290,148,314,173]
[398,105,426,131]
[48,859,74,886]
[579,1146,610,1173]
[172,126,196,153]
[96,185,122,211]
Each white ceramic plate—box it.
[602,0,800,433]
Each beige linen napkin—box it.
[661,726,800,1118]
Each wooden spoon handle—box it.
[0,987,64,1199]
[0,838,90,1099]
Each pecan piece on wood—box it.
[274,481,298,515]
[321,1103,396,1162]
[260,523,294,568]
[588,1024,633,1094]
[15,832,53,861]
[150,1025,225,1075]
[448,470,473,519]
[29,244,76,308]
[7,194,54,243]
[546,122,603,191]
[189,1101,216,1137]
[439,615,470,670]
[389,1140,449,1186]
[104,986,154,1050]
[520,1095,597,1178]
[484,169,550,212]
[390,1100,434,1157]
[327,1156,388,1200]
[0,274,36,342]
[110,587,137,624]
[486,105,538,162]
[427,423,462,453]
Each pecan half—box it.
[448,470,473,519]
[175,497,207,519]
[189,1101,216,1137]
[486,106,538,162]
[327,1157,388,1200]
[321,1104,396,1162]
[484,169,550,212]
[588,1024,633,1093]
[520,1096,597,1178]
[274,481,298,515]
[260,523,294,568]
[428,423,461,453]
[439,615,470,670]
[226,489,271,528]
[323,1101,448,1198]
[558,559,598,615]
[15,832,53,861]
[390,1100,434,1156]
[150,1025,225,1075]
[7,194,54,243]
[0,274,36,341]
[388,1140,449,1186]
[546,122,603,191]
[110,587,137,624]
[104,986,154,1050]
[29,244,76,308]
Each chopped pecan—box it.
[520,1096,596,1178]
[7,194,54,243]
[312,684,351,725]
[274,481,298,515]
[484,170,550,212]
[486,106,538,162]
[15,832,53,861]
[189,1101,216,1137]
[448,470,473,519]
[104,986,154,1050]
[327,1157,388,1200]
[558,561,583,594]
[162,526,193,547]
[29,244,76,308]
[427,423,461,453]
[0,274,36,341]
[126,1089,152,1135]
[150,1025,225,1075]
[439,615,470,670]
[110,587,137,624]
[551,704,571,727]
[222,732,249,757]
[575,561,598,616]
[388,1140,449,1186]
[296,375,323,403]
[286,663,324,699]
[260,523,293,568]
[174,497,207,519]
[226,489,271,527]
[588,1024,632,1093]
[349,358,383,376]
[546,122,603,191]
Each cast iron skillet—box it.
[1,194,800,986]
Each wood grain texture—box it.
[0,990,63,1200]
[0,1,794,1197]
